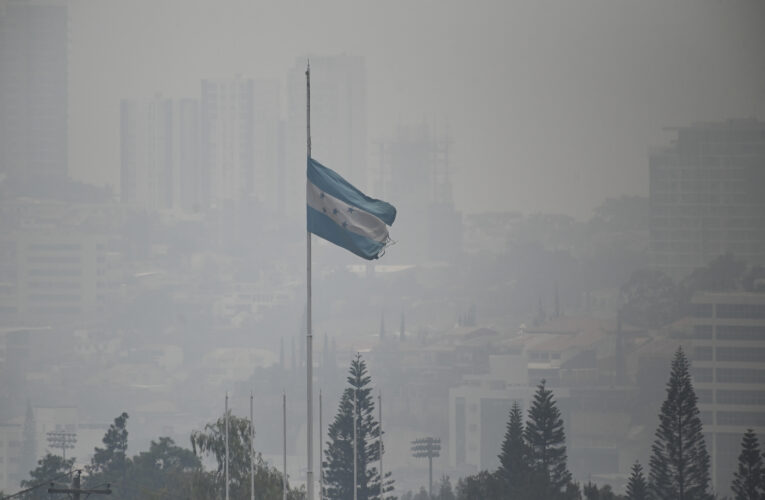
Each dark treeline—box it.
[14,411,304,500]
[7,349,765,500]
[402,348,765,500]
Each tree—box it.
[620,268,680,329]
[190,411,302,500]
[681,253,747,296]
[413,486,430,500]
[120,436,201,500]
[625,461,647,500]
[524,380,572,499]
[88,412,129,486]
[730,429,764,500]
[436,475,456,500]
[20,453,75,500]
[583,482,618,500]
[455,470,502,500]
[497,401,529,498]
[649,348,711,500]
[323,353,392,500]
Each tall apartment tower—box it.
[0,0,68,180]
[252,79,282,214]
[120,97,202,212]
[201,77,255,208]
[120,97,173,210]
[286,55,367,219]
[375,124,461,263]
[649,119,765,277]
[172,99,202,213]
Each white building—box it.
[448,354,569,472]
[685,292,765,495]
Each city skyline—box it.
[66,0,765,218]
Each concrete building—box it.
[120,96,174,210]
[0,0,68,180]
[201,77,255,208]
[120,97,202,212]
[449,355,534,471]
[0,421,23,492]
[1,230,108,322]
[171,99,202,213]
[649,119,765,277]
[374,124,461,263]
[684,291,765,495]
[251,79,282,214]
[286,55,366,219]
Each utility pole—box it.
[411,437,441,498]
[48,470,111,499]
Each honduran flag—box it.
[307,157,396,260]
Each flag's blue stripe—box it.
[307,206,386,260]
[307,158,396,226]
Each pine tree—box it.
[648,348,711,500]
[524,380,572,499]
[730,429,764,500]
[323,354,392,500]
[436,475,457,500]
[625,461,647,500]
[88,412,130,485]
[497,401,528,498]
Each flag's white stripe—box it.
[307,181,389,243]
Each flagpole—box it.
[250,392,255,500]
[283,390,287,500]
[306,60,314,500]
[225,392,229,500]
[319,389,323,500]
[353,388,358,500]
[379,390,383,499]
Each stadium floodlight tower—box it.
[411,437,441,498]
[47,430,77,460]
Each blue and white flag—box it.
[307,157,396,260]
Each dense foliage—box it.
[323,353,393,500]
[649,348,711,500]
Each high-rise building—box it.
[172,99,202,213]
[0,0,68,180]
[120,96,173,210]
[252,79,282,214]
[201,77,255,208]
[649,119,765,277]
[286,55,367,219]
[374,124,461,263]
[685,291,765,495]
[120,97,202,212]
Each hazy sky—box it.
[68,0,765,218]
